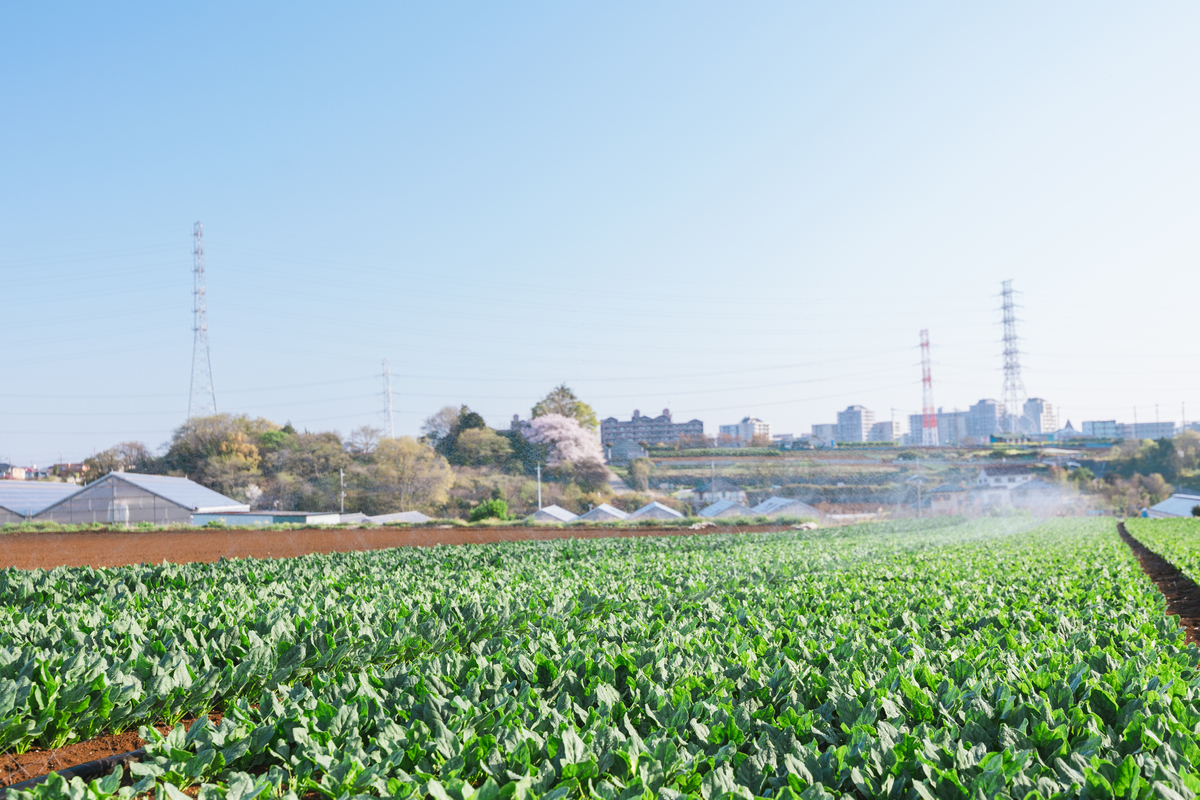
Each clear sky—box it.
[2,3,1199,464]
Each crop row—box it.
[4,518,1200,799]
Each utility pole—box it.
[711,460,715,502]
[999,281,1025,434]
[339,468,345,515]
[382,358,394,437]
[188,222,217,418]
[536,464,542,509]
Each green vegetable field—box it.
[1126,518,1200,586]
[4,517,1200,799]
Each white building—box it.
[1022,399,1057,434]
[1082,420,1118,438]
[719,416,771,445]
[836,406,875,443]
[811,424,838,444]
[868,420,900,443]
[36,472,248,525]
[1117,422,1176,440]
[1148,493,1200,518]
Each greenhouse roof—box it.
[0,481,82,517]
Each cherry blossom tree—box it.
[523,413,605,467]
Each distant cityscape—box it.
[593,399,1200,461]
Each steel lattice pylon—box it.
[920,329,939,446]
[1000,279,1025,434]
[188,222,217,419]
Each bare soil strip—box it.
[1119,522,1200,645]
[0,714,222,791]
[0,524,787,570]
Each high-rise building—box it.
[968,399,1005,440]
[1022,398,1057,434]
[908,409,970,446]
[837,406,875,443]
[868,420,900,442]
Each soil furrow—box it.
[1119,521,1200,645]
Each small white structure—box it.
[976,465,1035,487]
[751,496,822,519]
[1148,493,1200,519]
[368,510,433,524]
[575,503,629,522]
[0,481,85,523]
[532,504,578,524]
[192,511,341,526]
[628,501,684,520]
[698,499,754,518]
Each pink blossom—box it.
[524,414,605,467]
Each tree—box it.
[361,437,454,513]
[453,427,513,467]
[85,442,156,477]
[164,414,277,479]
[423,405,489,461]
[468,498,509,522]
[629,457,655,491]
[532,385,598,431]
[525,414,606,466]
[347,426,383,457]
[523,414,609,491]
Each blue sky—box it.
[2,3,1199,464]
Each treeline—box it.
[83,385,626,518]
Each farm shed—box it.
[695,478,747,505]
[628,501,684,520]
[751,496,822,519]
[368,510,433,524]
[575,503,628,522]
[0,481,83,523]
[192,511,340,526]
[35,472,248,525]
[532,505,578,524]
[1147,493,1200,518]
[698,499,754,518]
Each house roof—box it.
[698,499,753,518]
[628,501,684,519]
[533,504,578,522]
[751,496,821,516]
[0,481,82,517]
[978,465,1035,476]
[109,473,249,512]
[697,477,743,493]
[1148,493,1200,518]
[1011,478,1059,493]
[928,483,967,494]
[576,503,628,521]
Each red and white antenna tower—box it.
[920,329,939,447]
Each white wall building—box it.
[836,406,875,443]
[719,416,771,444]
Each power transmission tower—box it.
[188,222,217,418]
[999,280,1025,434]
[919,330,939,446]
[382,358,394,437]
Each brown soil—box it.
[1,713,222,790]
[1119,522,1200,645]
[0,524,788,570]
